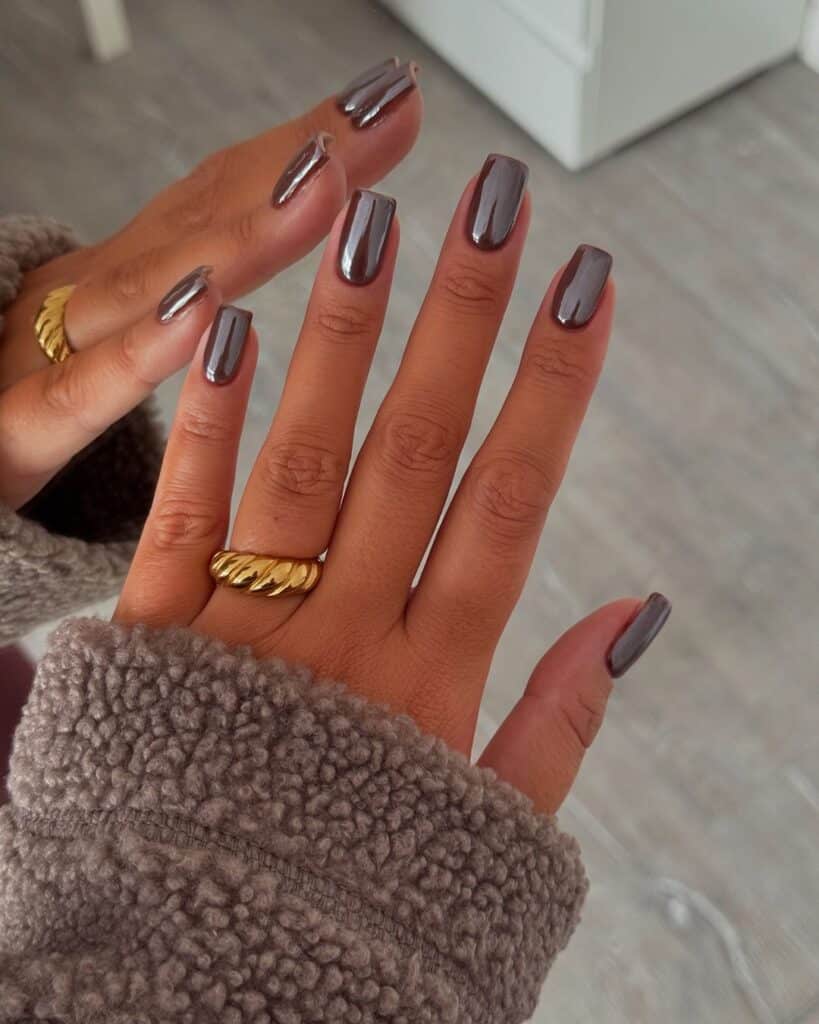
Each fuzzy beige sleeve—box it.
[0,618,588,1023]
[0,215,164,642]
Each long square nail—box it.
[467,154,529,251]
[271,132,333,207]
[552,245,612,329]
[607,593,671,678]
[337,189,396,285]
[157,266,212,323]
[203,305,252,385]
[336,57,399,114]
[342,61,418,130]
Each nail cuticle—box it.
[337,189,396,286]
[203,305,252,385]
[606,593,671,679]
[156,266,212,324]
[467,154,529,251]
[271,132,334,207]
[552,244,613,329]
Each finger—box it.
[0,268,219,510]
[64,143,347,348]
[97,60,422,264]
[116,306,257,628]
[244,60,422,201]
[324,156,530,618]
[204,191,398,634]
[408,246,614,655]
[478,596,671,814]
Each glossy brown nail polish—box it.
[607,593,671,678]
[467,154,529,251]
[337,189,396,286]
[156,266,212,323]
[271,132,333,207]
[346,61,418,129]
[336,57,399,115]
[552,244,612,329]
[203,305,252,385]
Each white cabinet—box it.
[381,0,807,168]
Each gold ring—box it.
[34,284,76,364]
[209,549,322,598]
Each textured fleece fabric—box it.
[0,215,164,643]
[0,618,588,1023]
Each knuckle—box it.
[313,301,378,344]
[231,209,258,250]
[523,336,598,397]
[257,435,346,506]
[555,687,607,752]
[41,359,91,428]
[162,150,231,233]
[375,405,460,481]
[150,495,227,552]
[116,324,154,390]
[467,455,549,541]
[437,260,505,317]
[104,249,159,307]
[176,405,236,448]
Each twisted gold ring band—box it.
[34,284,76,364]
[209,549,322,598]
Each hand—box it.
[0,59,422,508]
[116,159,670,814]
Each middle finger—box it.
[323,155,529,620]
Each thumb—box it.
[478,594,671,814]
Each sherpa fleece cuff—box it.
[1,618,588,1023]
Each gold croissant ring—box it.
[209,549,323,598]
[34,284,76,364]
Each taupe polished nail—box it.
[156,266,212,323]
[345,61,418,130]
[336,57,399,115]
[552,244,613,329]
[337,189,396,286]
[467,154,529,251]
[271,132,333,207]
[607,593,671,678]
[203,305,252,385]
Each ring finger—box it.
[199,189,399,639]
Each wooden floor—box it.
[3,2,819,1021]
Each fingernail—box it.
[336,57,399,115]
[345,61,418,129]
[607,593,671,678]
[271,131,334,207]
[337,189,396,286]
[203,305,252,385]
[552,244,613,329]
[467,153,529,251]
[156,266,212,323]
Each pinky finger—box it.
[0,267,220,510]
[115,306,257,628]
[478,595,671,814]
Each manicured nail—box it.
[346,61,418,129]
[203,305,252,385]
[552,244,613,329]
[607,593,671,678]
[337,189,396,286]
[271,132,334,207]
[156,266,212,323]
[337,57,399,115]
[467,154,529,251]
